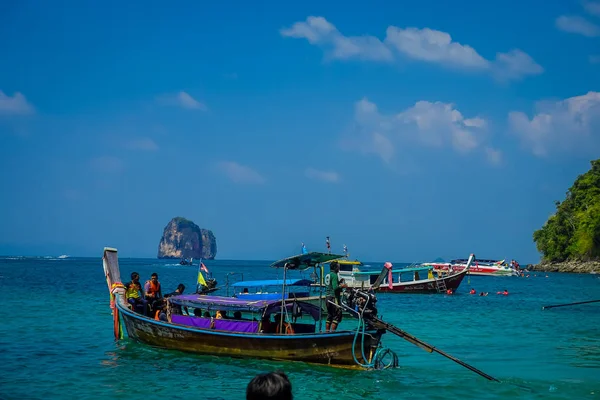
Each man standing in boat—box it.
[325,261,347,332]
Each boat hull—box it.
[117,302,381,368]
[377,269,468,294]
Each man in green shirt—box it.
[325,261,347,332]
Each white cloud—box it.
[280,16,393,62]
[305,168,340,183]
[89,156,124,173]
[157,91,207,110]
[124,138,159,151]
[583,1,600,16]
[384,26,489,68]
[281,17,542,80]
[0,90,35,115]
[509,91,600,156]
[556,15,600,37]
[590,55,600,64]
[344,97,488,163]
[492,49,544,81]
[217,161,266,184]
[484,147,503,165]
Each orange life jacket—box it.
[146,280,161,297]
[155,310,162,321]
[276,322,294,335]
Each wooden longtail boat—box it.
[335,254,475,294]
[102,248,393,369]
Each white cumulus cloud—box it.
[0,90,35,115]
[509,91,600,156]
[281,17,543,80]
[555,15,600,37]
[217,161,266,184]
[343,97,490,164]
[280,16,393,62]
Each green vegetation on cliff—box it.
[533,159,600,262]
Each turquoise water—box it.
[1,256,599,399]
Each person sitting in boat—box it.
[144,272,163,311]
[154,304,168,322]
[164,283,186,298]
[125,272,148,316]
[428,269,434,280]
[325,261,347,332]
[273,314,294,334]
[259,315,272,333]
[216,310,228,319]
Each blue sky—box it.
[1,0,599,263]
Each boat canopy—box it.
[328,259,363,266]
[231,278,313,288]
[270,252,344,270]
[168,295,322,320]
[352,265,434,276]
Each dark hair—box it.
[177,283,185,292]
[151,273,158,278]
[131,272,139,280]
[246,371,292,400]
[330,261,340,272]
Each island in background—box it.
[157,217,217,260]
[532,159,600,273]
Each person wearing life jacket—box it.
[446,288,453,295]
[274,314,294,335]
[125,272,148,316]
[154,305,167,322]
[469,288,476,295]
[144,272,163,312]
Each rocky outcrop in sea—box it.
[531,260,600,274]
[157,217,217,260]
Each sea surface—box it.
[1,256,599,400]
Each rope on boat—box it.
[350,295,399,370]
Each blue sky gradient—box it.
[1,0,599,262]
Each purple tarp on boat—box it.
[171,315,259,333]
[169,295,322,320]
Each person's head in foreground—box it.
[246,371,292,400]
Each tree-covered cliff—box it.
[533,159,600,262]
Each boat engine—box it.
[344,287,378,319]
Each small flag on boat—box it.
[326,236,331,254]
[197,268,207,287]
[200,262,209,274]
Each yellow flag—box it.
[197,270,207,286]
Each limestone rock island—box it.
[157,217,217,260]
